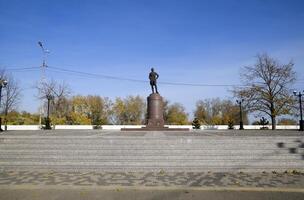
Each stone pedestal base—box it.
[121,93,189,131]
[146,93,165,128]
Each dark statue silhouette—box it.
[149,68,159,94]
[121,67,189,131]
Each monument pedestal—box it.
[121,93,189,131]
[146,93,165,128]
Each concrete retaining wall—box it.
[1,125,300,130]
[53,125,93,130]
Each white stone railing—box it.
[1,124,300,130]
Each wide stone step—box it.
[1,140,300,147]
[0,152,304,160]
[0,144,297,150]
[2,165,302,172]
[1,158,304,164]
[1,154,300,160]
[0,149,291,154]
[1,160,303,168]
[1,134,300,138]
[2,139,299,143]
[2,137,300,142]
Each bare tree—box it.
[0,70,21,130]
[36,79,71,125]
[233,54,296,130]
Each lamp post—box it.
[0,79,8,132]
[236,99,244,130]
[45,94,53,130]
[293,90,303,131]
[38,41,50,129]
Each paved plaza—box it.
[0,130,303,199]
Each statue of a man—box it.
[149,68,159,94]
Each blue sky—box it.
[0,0,304,118]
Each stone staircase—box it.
[0,131,303,172]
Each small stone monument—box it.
[121,68,189,131]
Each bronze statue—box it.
[149,68,159,94]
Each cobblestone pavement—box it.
[0,171,303,188]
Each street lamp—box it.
[45,94,53,130]
[0,79,8,132]
[236,99,244,130]
[38,41,50,129]
[293,90,303,131]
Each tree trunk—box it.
[270,103,276,130]
[4,110,8,131]
[4,119,7,131]
[271,115,276,130]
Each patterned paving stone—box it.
[0,171,303,188]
